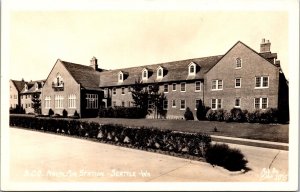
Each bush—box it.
[230,108,245,122]
[62,109,68,118]
[215,109,225,121]
[196,100,210,121]
[99,107,147,119]
[206,109,216,121]
[184,107,194,120]
[205,143,248,171]
[48,108,54,116]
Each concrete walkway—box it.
[8,128,288,183]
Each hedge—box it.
[9,115,211,159]
[99,107,147,119]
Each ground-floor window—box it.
[121,101,125,107]
[235,98,241,108]
[86,94,98,109]
[163,100,168,110]
[172,100,176,108]
[254,97,268,109]
[195,99,201,110]
[180,100,186,110]
[211,99,222,110]
[45,96,51,109]
[68,94,76,108]
[113,101,116,107]
[55,95,64,109]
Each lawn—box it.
[83,118,289,143]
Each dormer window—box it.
[24,84,28,91]
[236,58,242,68]
[35,83,38,90]
[157,66,165,79]
[188,62,197,76]
[118,71,124,83]
[142,68,148,81]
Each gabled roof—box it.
[60,60,101,90]
[99,55,223,87]
[20,80,46,94]
[11,80,27,92]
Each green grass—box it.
[83,118,289,143]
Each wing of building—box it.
[38,39,289,119]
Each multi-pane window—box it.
[235,78,241,88]
[180,82,186,92]
[112,88,116,95]
[86,94,98,109]
[158,68,163,77]
[180,100,186,110]
[128,86,131,92]
[172,100,176,108]
[163,100,168,110]
[121,101,125,107]
[255,76,269,88]
[235,98,240,108]
[190,65,195,73]
[254,98,268,109]
[236,58,242,68]
[195,81,201,91]
[164,84,168,93]
[212,80,223,90]
[195,99,201,110]
[211,99,222,110]
[172,83,176,91]
[68,94,76,108]
[121,87,125,95]
[55,95,64,109]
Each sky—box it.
[9,5,289,81]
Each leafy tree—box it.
[196,99,208,120]
[184,107,194,120]
[31,93,41,114]
[149,83,167,119]
[131,79,150,117]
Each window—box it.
[55,95,64,109]
[190,65,195,73]
[195,81,201,91]
[142,69,148,81]
[21,95,23,99]
[25,95,27,99]
[121,101,125,107]
[235,98,240,108]
[10,95,12,99]
[148,85,153,92]
[255,76,269,88]
[211,99,222,110]
[164,84,168,93]
[104,88,108,98]
[86,94,98,109]
[195,99,201,110]
[119,73,123,82]
[254,98,268,109]
[143,71,147,78]
[180,82,186,92]
[127,101,131,107]
[163,100,168,110]
[235,78,241,88]
[45,96,51,109]
[25,104,28,108]
[121,87,125,95]
[112,88,116,95]
[157,67,163,78]
[188,63,196,75]
[212,80,223,90]
[68,94,76,108]
[172,83,176,91]
[236,58,242,68]
[172,100,176,108]
[180,100,186,110]
[113,101,116,107]
[128,86,131,92]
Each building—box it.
[9,79,26,109]
[41,57,103,117]
[40,39,289,119]
[20,80,45,114]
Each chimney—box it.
[90,56,98,70]
[260,38,271,53]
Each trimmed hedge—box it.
[10,115,211,159]
[98,107,147,119]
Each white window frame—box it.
[195,81,201,92]
[172,83,176,91]
[121,87,125,95]
[172,100,176,108]
[55,95,64,109]
[157,67,163,78]
[86,94,98,109]
[68,94,76,109]
[255,76,269,88]
[164,84,168,93]
[235,58,242,68]
[180,82,186,92]
[235,78,241,88]
[142,69,148,81]
[234,98,241,108]
[118,72,124,83]
[163,100,168,110]
[188,62,196,76]
[211,80,223,90]
[112,88,116,95]
[180,100,186,110]
[211,99,222,110]
[254,98,268,109]
[45,96,51,109]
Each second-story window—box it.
[121,87,125,95]
[255,76,269,88]
[195,81,201,91]
[212,80,223,90]
[236,58,242,68]
[164,84,168,93]
[235,78,241,88]
[112,88,116,95]
[180,82,186,92]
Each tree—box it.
[184,107,194,120]
[196,99,207,120]
[31,93,41,114]
[149,83,167,119]
[131,79,150,118]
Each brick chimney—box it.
[90,56,98,70]
[260,38,271,53]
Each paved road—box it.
[8,128,288,183]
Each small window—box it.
[112,88,116,95]
[163,100,168,110]
[212,80,223,90]
[235,78,241,88]
[128,86,131,92]
[143,71,147,78]
[172,83,176,91]
[195,99,201,110]
[127,101,131,107]
[172,100,176,108]
[164,84,168,93]
[121,101,125,107]
[119,73,123,81]
[236,58,242,68]
[121,87,125,95]
[255,76,269,88]
[188,63,196,75]
[211,99,222,110]
[235,98,240,108]
[157,67,163,78]
[190,65,195,73]
[254,98,268,109]
[180,82,186,92]
[180,100,186,110]
[195,81,201,91]
[113,101,116,107]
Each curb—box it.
[211,135,288,150]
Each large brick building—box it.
[9,79,26,109]
[40,39,289,119]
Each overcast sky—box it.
[9,6,289,81]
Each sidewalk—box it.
[7,128,288,184]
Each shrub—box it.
[215,109,225,121]
[62,109,68,118]
[184,107,194,120]
[99,107,147,119]
[205,143,248,171]
[196,100,210,120]
[206,109,216,121]
[230,108,245,122]
[73,110,80,118]
[48,108,54,116]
